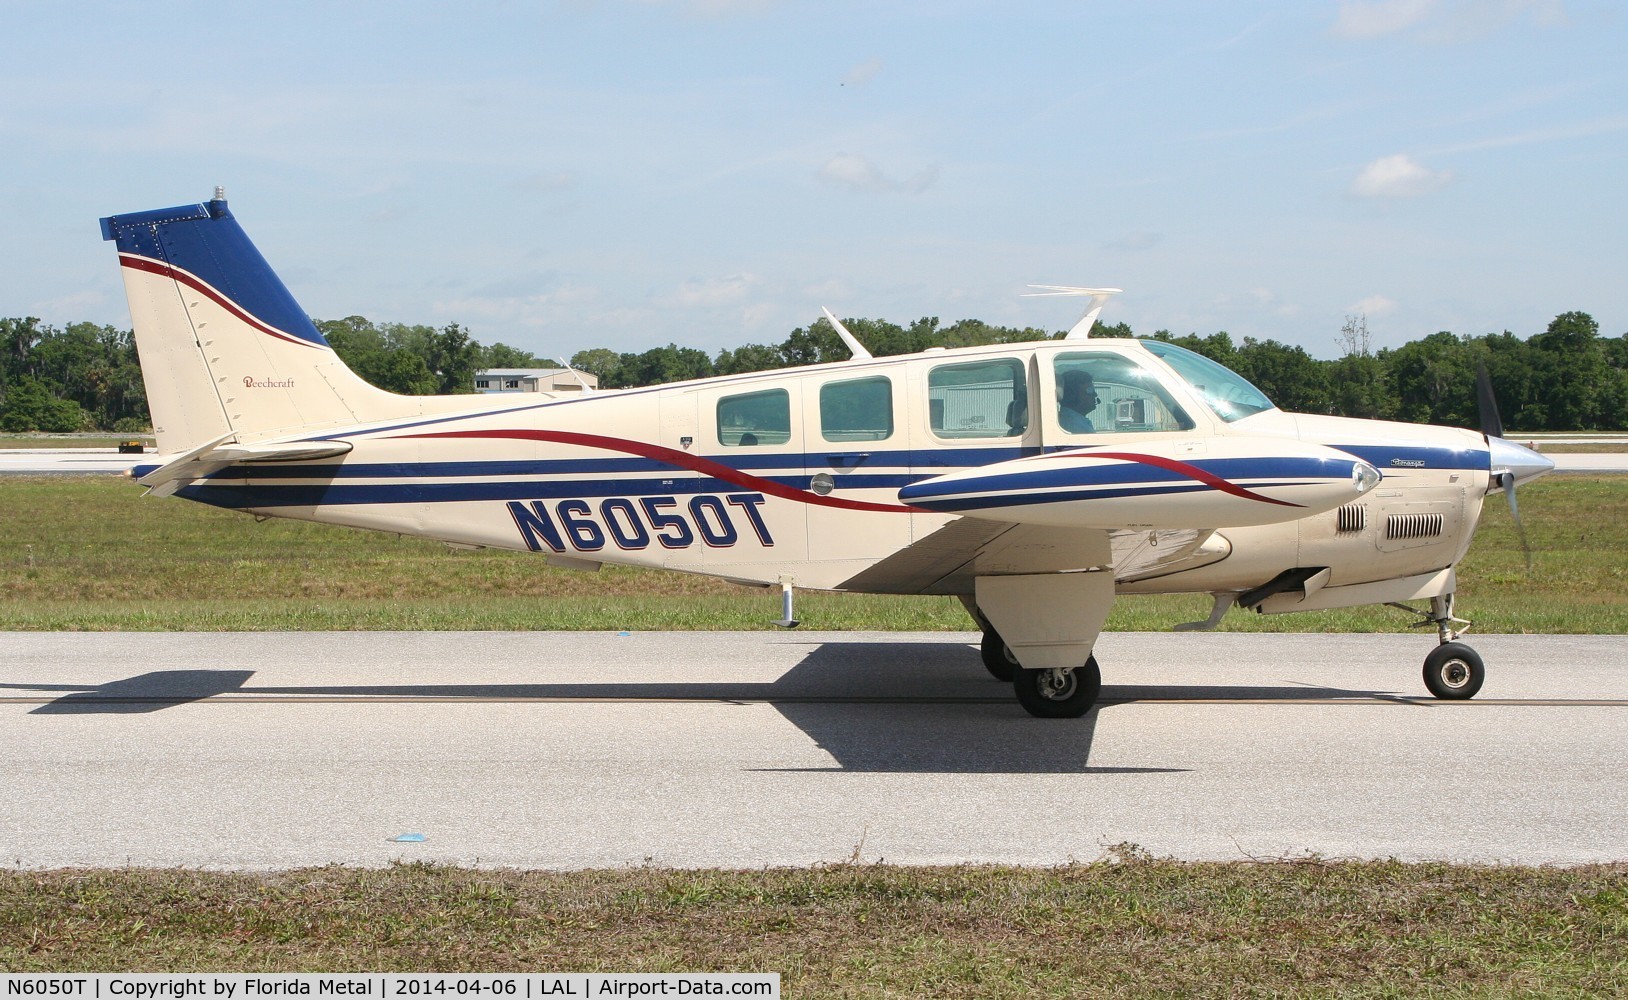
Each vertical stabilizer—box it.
[101,195,421,453]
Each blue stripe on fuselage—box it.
[159,442,1485,509]
[900,455,1350,505]
[1330,444,1487,472]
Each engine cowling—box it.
[898,437,1381,529]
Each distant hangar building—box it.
[473,368,599,394]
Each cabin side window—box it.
[717,388,791,447]
[928,358,1027,439]
[819,376,892,442]
[1052,352,1195,434]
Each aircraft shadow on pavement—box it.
[4,639,1404,775]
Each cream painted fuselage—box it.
[165,339,1490,615]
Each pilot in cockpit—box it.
[1058,369,1099,433]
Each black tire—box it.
[1423,642,1485,700]
[980,630,1018,682]
[1014,655,1102,719]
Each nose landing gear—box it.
[1423,642,1485,699]
[1395,593,1485,700]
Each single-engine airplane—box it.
[101,192,1554,717]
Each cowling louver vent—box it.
[1386,512,1445,540]
[1336,504,1366,533]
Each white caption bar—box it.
[0,976,778,1000]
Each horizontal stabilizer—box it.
[137,437,353,496]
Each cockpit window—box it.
[1053,352,1194,434]
[1140,340,1275,422]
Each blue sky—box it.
[5,0,1624,359]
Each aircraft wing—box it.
[836,518,1228,595]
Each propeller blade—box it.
[1475,362,1504,441]
[1501,470,1534,573]
[1479,366,1544,572]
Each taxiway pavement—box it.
[2,630,1625,869]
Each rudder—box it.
[101,193,412,453]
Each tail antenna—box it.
[1023,285,1123,339]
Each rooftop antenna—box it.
[820,307,873,360]
[1022,285,1123,339]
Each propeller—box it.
[1476,363,1543,571]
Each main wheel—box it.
[980,630,1018,682]
[1014,655,1102,719]
[1423,642,1484,700]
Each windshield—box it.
[1140,340,1275,422]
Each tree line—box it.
[2,310,1624,434]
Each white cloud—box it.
[1350,295,1399,317]
[1332,0,1568,41]
[842,57,883,87]
[433,294,554,328]
[1332,0,1438,39]
[816,153,938,194]
[801,278,855,303]
[1351,153,1454,198]
[637,0,773,18]
[818,154,886,191]
[1209,287,1303,321]
[433,283,602,329]
[662,273,760,308]
[29,289,108,319]
[1430,0,1568,41]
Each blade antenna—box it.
[1023,285,1123,339]
[821,307,873,360]
[556,357,596,394]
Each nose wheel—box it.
[1423,642,1484,700]
[1014,655,1102,718]
[1396,593,1486,700]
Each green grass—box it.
[2,862,1625,995]
[1,475,1625,632]
[0,434,152,449]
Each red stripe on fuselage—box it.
[1046,450,1303,508]
[118,254,323,350]
[394,428,923,514]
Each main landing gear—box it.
[1398,593,1485,700]
[981,628,1102,718]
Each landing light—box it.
[1353,461,1382,494]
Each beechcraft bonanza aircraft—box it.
[102,191,1554,718]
